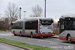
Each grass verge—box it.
[0,38,55,50]
[55,28,59,35]
[6,30,11,32]
[0,30,11,32]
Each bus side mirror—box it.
[11,22,13,25]
[52,21,53,23]
[51,20,53,23]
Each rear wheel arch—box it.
[67,33,71,40]
[31,32,33,34]
[67,33,72,43]
[20,31,22,36]
[20,31,21,34]
[13,31,16,36]
[13,31,15,34]
[31,32,33,38]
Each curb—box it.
[0,41,33,50]
[50,35,59,38]
[53,35,59,38]
[52,36,59,38]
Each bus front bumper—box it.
[59,36,75,41]
[34,33,55,37]
[59,36,67,40]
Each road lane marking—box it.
[38,40,75,46]
[24,38,75,46]
[0,34,13,35]
[21,49,24,50]
[49,43,57,44]
[0,33,75,47]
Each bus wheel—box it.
[67,35,71,43]
[31,32,33,38]
[13,31,16,36]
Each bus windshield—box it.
[40,19,53,25]
[59,17,75,30]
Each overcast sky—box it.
[0,0,75,20]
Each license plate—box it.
[46,21,48,23]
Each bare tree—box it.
[31,5,43,17]
[29,14,35,17]
[3,18,9,29]
[5,3,18,23]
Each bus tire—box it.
[13,31,16,36]
[31,32,33,38]
[67,35,71,43]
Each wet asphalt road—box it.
[0,32,75,50]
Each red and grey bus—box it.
[58,15,75,43]
[11,17,55,38]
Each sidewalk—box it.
[52,35,59,38]
[0,41,33,50]
[0,42,21,50]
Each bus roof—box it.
[12,19,23,23]
[12,17,53,23]
[60,14,75,19]
[24,17,53,19]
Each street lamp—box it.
[0,14,2,17]
[44,0,46,18]
[24,11,26,18]
[19,7,22,19]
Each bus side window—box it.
[73,21,75,29]
[61,21,64,29]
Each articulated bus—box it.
[11,17,55,38]
[58,15,75,43]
